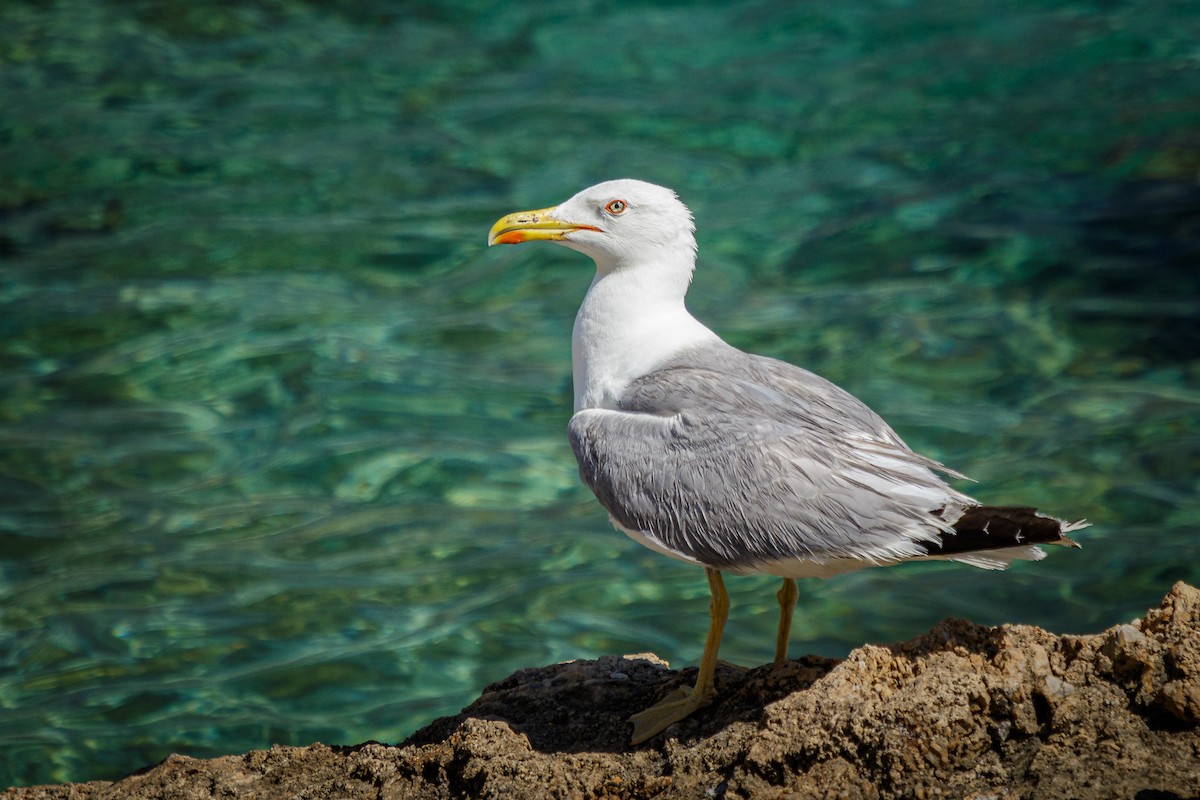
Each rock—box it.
[6,583,1200,800]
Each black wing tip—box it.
[930,506,1088,556]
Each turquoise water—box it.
[2,0,1198,787]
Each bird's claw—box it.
[628,685,712,744]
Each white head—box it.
[488,179,697,279]
[490,180,717,410]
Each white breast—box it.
[571,269,718,411]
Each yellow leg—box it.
[775,578,797,663]
[629,568,729,744]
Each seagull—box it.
[487,178,1085,744]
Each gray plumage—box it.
[569,339,1068,577]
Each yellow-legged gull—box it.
[487,178,1085,744]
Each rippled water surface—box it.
[2,0,1199,787]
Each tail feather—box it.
[920,505,1087,557]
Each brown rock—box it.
[7,583,1200,800]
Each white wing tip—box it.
[948,545,1048,570]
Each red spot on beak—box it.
[493,230,529,245]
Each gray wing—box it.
[568,341,974,572]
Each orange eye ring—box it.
[605,199,628,215]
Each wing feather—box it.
[568,342,976,573]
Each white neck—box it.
[571,260,718,412]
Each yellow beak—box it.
[487,205,601,246]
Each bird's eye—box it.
[605,199,628,215]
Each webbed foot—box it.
[628,685,712,744]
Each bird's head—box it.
[488,179,697,276]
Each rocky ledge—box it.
[7,583,1199,800]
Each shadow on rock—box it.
[404,652,840,754]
